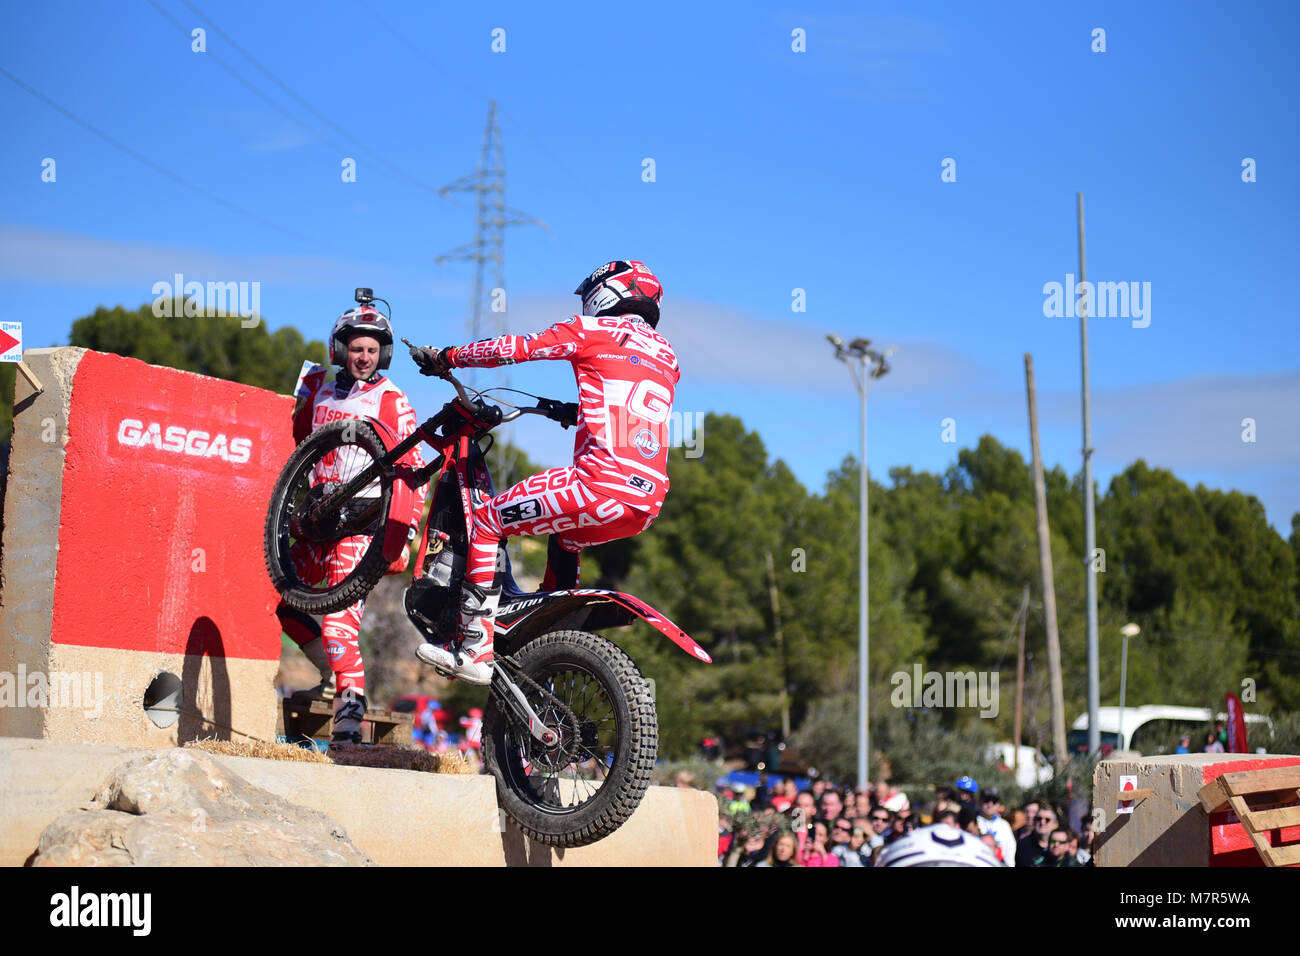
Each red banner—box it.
[1224,692,1249,753]
[50,351,294,660]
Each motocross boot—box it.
[289,636,336,704]
[330,688,367,746]
[415,581,501,686]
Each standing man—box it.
[977,788,1018,866]
[277,300,425,744]
[1016,803,1060,867]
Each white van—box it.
[1067,705,1273,756]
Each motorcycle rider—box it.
[277,301,425,743]
[411,260,676,685]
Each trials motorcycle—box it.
[263,336,711,847]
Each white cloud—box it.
[502,292,990,396]
[1040,371,1300,472]
[0,224,462,296]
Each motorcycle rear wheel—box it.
[483,630,658,848]
[263,419,394,615]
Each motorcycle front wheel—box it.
[483,630,658,848]
[263,419,394,615]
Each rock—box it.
[30,747,373,866]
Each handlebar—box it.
[402,337,579,430]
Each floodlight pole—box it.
[828,335,892,789]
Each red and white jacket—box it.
[447,314,680,514]
[293,367,426,510]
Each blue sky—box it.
[3,1,1298,532]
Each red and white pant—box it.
[277,535,370,695]
[468,466,656,588]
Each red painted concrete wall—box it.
[50,351,294,661]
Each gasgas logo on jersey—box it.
[116,418,253,464]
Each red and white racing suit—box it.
[445,313,680,589]
[276,368,426,695]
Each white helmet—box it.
[331,305,394,369]
[877,823,1005,867]
[573,260,663,327]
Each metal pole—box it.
[1078,192,1101,756]
[859,355,869,791]
[1118,634,1128,750]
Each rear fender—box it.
[495,588,711,663]
[365,417,421,569]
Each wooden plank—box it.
[1228,794,1276,865]
[1244,805,1300,831]
[1261,843,1300,867]
[1199,775,1232,813]
[1200,771,1300,813]
[1216,767,1300,795]
[1117,788,1154,801]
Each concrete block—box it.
[0,739,717,866]
[1093,752,1300,867]
[1,349,293,746]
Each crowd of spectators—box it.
[699,771,1096,867]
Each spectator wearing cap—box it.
[977,788,1018,865]
[1016,803,1059,867]
[954,775,980,810]
[876,778,910,813]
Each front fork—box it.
[491,666,560,748]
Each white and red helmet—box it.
[331,305,394,369]
[574,260,663,327]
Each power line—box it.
[174,0,446,198]
[0,64,308,242]
[143,0,357,160]
[364,3,585,191]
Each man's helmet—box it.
[331,305,394,369]
[878,823,1005,868]
[574,260,663,327]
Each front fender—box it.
[495,588,711,663]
